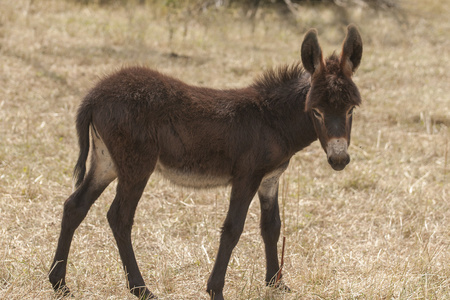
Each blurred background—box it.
[0,0,448,299]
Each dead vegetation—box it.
[0,0,449,299]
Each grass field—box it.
[0,0,449,299]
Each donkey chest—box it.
[155,160,232,189]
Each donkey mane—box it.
[324,53,340,74]
[252,63,307,94]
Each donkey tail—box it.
[73,101,92,189]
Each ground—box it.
[0,0,449,299]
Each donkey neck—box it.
[252,65,318,155]
[282,94,318,153]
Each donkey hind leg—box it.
[107,160,157,299]
[258,166,291,292]
[206,176,263,300]
[49,143,117,295]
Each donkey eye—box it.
[348,107,355,115]
[312,109,322,119]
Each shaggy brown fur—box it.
[49,25,363,300]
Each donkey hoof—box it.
[53,284,72,298]
[268,280,292,293]
[131,286,157,300]
[146,293,158,300]
[207,290,224,300]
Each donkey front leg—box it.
[258,187,281,286]
[206,176,262,300]
[258,163,290,289]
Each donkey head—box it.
[301,25,363,171]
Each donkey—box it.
[49,25,362,300]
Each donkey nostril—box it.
[328,156,333,165]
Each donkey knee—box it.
[220,221,245,246]
[261,214,281,232]
[222,217,244,236]
[260,210,281,243]
[261,225,281,246]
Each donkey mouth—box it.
[328,157,350,171]
[326,139,350,171]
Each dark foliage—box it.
[69,0,400,12]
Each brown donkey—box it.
[49,25,363,300]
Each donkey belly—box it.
[155,161,232,189]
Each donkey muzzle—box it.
[326,138,350,171]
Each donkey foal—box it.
[49,25,363,300]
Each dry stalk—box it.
[276,236,286,285]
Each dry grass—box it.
[0,0,449,299]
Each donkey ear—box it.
[340,24,363,76]
[301,28,324,76]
